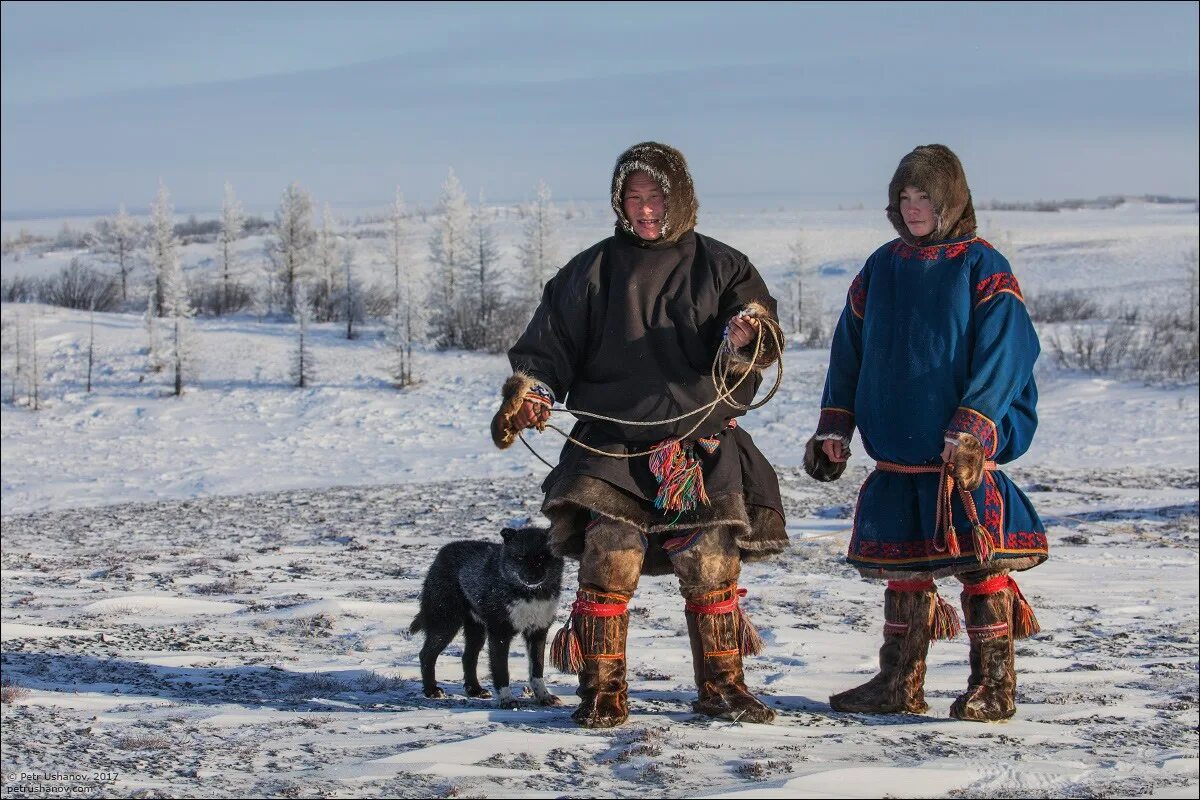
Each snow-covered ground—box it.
[2,203,1197,798]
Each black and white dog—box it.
[411,526,564,708]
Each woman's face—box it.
[899,185,935,238]
[622,171,666,240]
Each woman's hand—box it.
[822,438,849,463]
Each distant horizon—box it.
[3,191,1196,226]
[3,2,1196,215]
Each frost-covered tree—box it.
[517,180,559,304]
[147,183,179,318]
[90,205,139,303]
[271,182,316,315]
[160,222,194,397]
[428,169,471,349]
[144,290,164,373]
[463,192,503,351]
[312,204,340,322]
[86,307,96,393]
[340,242,364,340]
[217,182,245,315]
[386,188,421,381]
[291,281,315,388]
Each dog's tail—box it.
[409,612,424,634]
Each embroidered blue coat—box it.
[816,235,1048,577]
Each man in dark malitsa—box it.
[492,141,787,727]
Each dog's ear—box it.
[500,528,516,544]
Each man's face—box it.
[622,171,666,241]
[899,185,936,239]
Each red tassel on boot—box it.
[1008,577,1041,639]
[931,594,962,641]
[736,606,765,656]
[549,621,584,673]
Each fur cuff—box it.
[491,371,543,450]
[949,432,985,491]
[722,301,781,371]
[946,406,997,458]
[815,407,855,441]
[804,434,846,482]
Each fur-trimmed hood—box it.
[886,144,977,246]
[610,141,698,244]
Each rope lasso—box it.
[523,314,786,461]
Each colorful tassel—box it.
[549,621,583,673]
[649,439,710,514]
[971,523,994,564]
[1008,578,1041,640]
[931,593,962,641]
[736,607,765,656]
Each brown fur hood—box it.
[610,141,698,244]
[886,144,977,246]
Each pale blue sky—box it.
[2,1,1197,215]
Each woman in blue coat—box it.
[806,144,1047,722]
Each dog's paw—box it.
[537,693,563,707]
[424,687,447,699]
[497,698,521,710]
[465,686,492,700]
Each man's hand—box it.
[514,398,551,431]
[941,440,958,464]
[822,438,849,463]
[727,315,761,349]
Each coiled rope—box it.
[522,314,786,461]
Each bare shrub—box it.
[292,673,350,696]
[1027,289,1100,323]
[734,759,795,780]
[1,678,31,705]
[1,275,38,303]
[188,278,255,316]
[1049,306,1198,384]
[41,259,121,311]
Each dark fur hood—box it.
[610,141,698,244]
[886,144,977,246]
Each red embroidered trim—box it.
[974,272,1024,308]
[848,272,867,319]
[685,587,747,615]
[947,407,998,459]
[892,237,987,262]
[966,621,1009,640]
[962,575,1009,596]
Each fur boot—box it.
[829,580,959,714]
[564,587,632,728]
[950,575,1024,722]
[685,583,775,724]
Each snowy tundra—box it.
[1,203,1197,798]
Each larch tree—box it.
[147,183,178,318]
[291,281,315,388]
[466,191,502,351]
[218,182,244,315]
[91,205,139,304]
[428,169,471,349]
[386,188,420,384]
[313,204,340,322]
[517,180,559,306]
[272,182,316,315]
[158,213,194,397]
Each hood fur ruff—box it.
[611,141,699,244]
[886,144,978,246]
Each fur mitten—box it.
[491,372,539,449]
[949,432,985,491]
[722,301,781,371]
[804,435,846,482]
